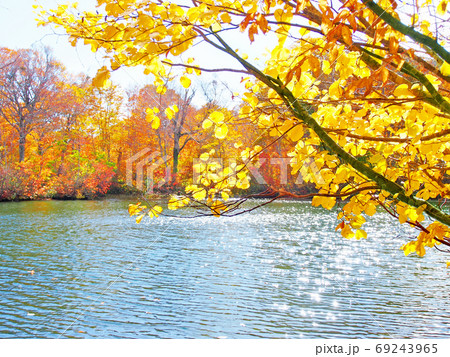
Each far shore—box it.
[0,191,319,203]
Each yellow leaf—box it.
[221,191,230,201]
[92,66,111,88]
[402,241,416,256]
[341,224,354,239]
[180,75,191,88]
[393,84,412,98]
[136,214,145,224]
[312,196,321,207]
[202,119,213,129]
[398,213,407,224]
[209,111,224,124]
[220,12,232,23]
[322,60,332,75]
[437,0,448,15]
[156,86,166,94]
[335,221,345,231]
[364,202,377,216]
[211,22,221,32]
[149,205,163,218]
[329,81,342,98]
[341,25,352,45]
[165,107,174,120]
[236,177,250,189]
[192,188,207,200]
[288,124,303,142]
[417,245,426,257]
[128,203,140,216]
[312,196,335,210]
[168,196,190,210]
[214,124,228,139]
[440,62,450,76]
[355,229,367,240]
[351,214,366,228]
[318,0,328,12]
[152,116,160,129]
[211,200,227,217]
[323,197,336,210]
[168,198,178,210]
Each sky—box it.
[0,0,163,92]
[1,1,103,76]
[0,0,278,106]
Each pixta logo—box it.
[126,149,170,193]
[192,156,324,185]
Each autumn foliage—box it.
[0,47,263,200]
[0,48,110,199]
[8,0,450,258]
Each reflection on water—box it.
[0,199,449,338]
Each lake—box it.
[0,199,449,338]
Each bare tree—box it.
[0,47,62,161]
[170,88,196,185]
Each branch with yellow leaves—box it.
[325,128,450,143]
[208,30,450,228]
[362,0,450,64]
[376,199,450,250]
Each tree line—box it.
[0,46,301,201]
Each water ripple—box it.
[0,199,449,338]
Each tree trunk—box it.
[57,149,67,176]
[116,150,123,178]
[18,134,26,162]
[172,136,180,186]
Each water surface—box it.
[0,199,449,338]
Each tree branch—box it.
[207,31,450,227]
[161,61,249,75]
[325,128,450,143]
[362,0,450,64]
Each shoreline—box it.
[0,192,317,203]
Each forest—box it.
[0,46,301,202]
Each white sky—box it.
[0,0,167,94]
[0,0,278,106]
[1,1,103,76]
